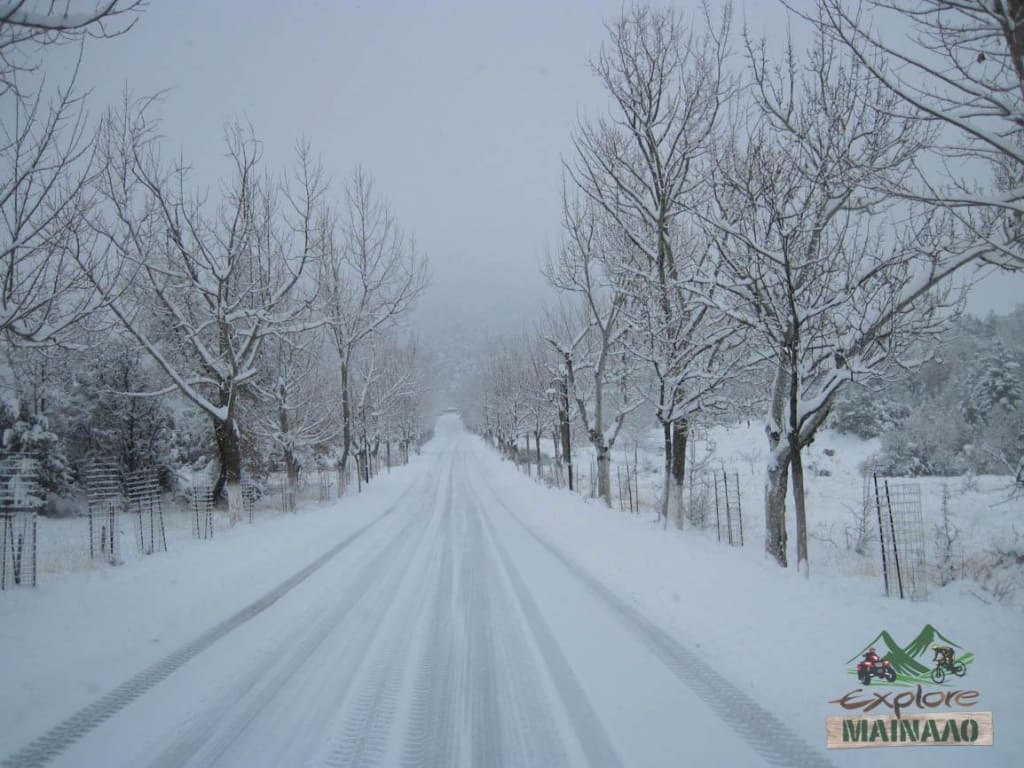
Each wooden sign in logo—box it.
[826,712,993,748]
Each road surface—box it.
[4,416,833,767]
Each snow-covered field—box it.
[600,421,1024,596]
[0,467,425,763]
[505,439,1024,765]
[29,479,332,577]
[1,415,1021,766]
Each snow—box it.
[1,414,1021,766]
[486,427,1024,766]
[604,420,1024,586]
[0,459,433,760]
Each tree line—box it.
[0,2,432,518]
[464,1,1024,576]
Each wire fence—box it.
[865,473,928,601]
[191,481,214,540]
[85,461,122,564]
[126,470,167,555]
[0,454,40,589]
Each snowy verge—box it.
[0,450,436,757]
[470,434,1024,767]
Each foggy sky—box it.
[37,0,1024,348]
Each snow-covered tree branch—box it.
[317,167,429,492]
[567,3,745,527]
[0,2,143,345]
[703,25,968,573]
[83,98,327,517]
[813,0,1024,271]
[543,192,639,506]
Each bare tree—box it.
[494,342,526,461]
[567,3,737,526]
[250,328,338,490]
[537,310,582,486]
[472,337,532,464]
[1,74,95,344]
[1,1,142,91]
[318,168,428,492]
[374,335,428,469]
[84,100,327,518]
[0,1,143,344]
[618,220,749,528]
[703,29,969,573]
[350,333,427,480]
[521,333,558,482]
[813,0,1024,270]
[544,194,639,506]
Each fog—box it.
[36,0,1024,349]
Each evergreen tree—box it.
[963,341,1022,425]
[0,402,73,494]
[54,339,179,486]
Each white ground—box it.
[603,420,1024,594]
[1,414,1021,766]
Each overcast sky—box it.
[39,0,1024,347]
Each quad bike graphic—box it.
[857,649,897,685]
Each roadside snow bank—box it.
[472,433,1024,767]
[0,451,435,756]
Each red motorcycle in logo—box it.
[857,647,896,684]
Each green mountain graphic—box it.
[903,624,962,660]
[847,630,929,677]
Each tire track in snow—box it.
[467,478,622,768]
[474,471,836,768]
[399,479,459,768]
[318,459,456,768]
[460,489,505,768]
[169,476,438,768]
[461,478,576,768]
[1,468,436,768]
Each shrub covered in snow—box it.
[830,384,910,439]
[0,403,73,495]
[869,407,970,476]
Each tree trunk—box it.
[765,449,790,567]
[596,444,612,507]
[277,381,299,498]
[783,325,810,576]
[213,416,242,523]
[338,357,351,495]
[671,418,688,528]
[525,432,532,477]
[790,438,809,577]
[659,420,672,528]
[559,374,573,491]
[534,430,543,481]
[285,451,300,485]
[552,429,562,486]
[764,354,791,565]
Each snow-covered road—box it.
[4,416,835,767]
